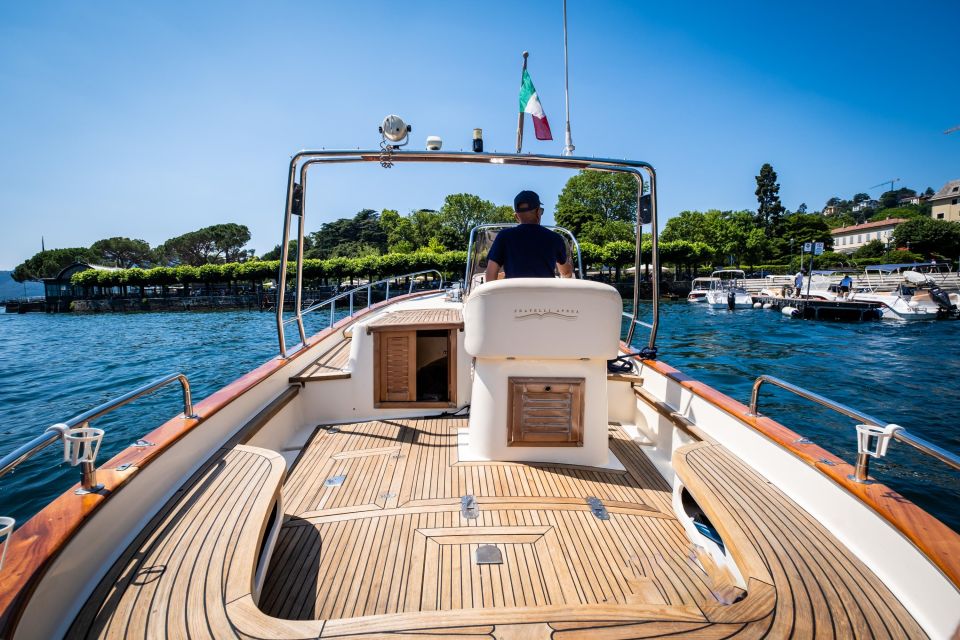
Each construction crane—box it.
[946,124,960,135]
[870,178,900,192]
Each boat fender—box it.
[781,306,800,318]
[753,302,762,309]
[762,303,773,310]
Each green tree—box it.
[797,202,807,214]
[852,193,870,204]
[754,163,785,230]
[579,219,634,245]
[12,248,97,281]
[554,171,637,239]
[778,213,833,258]
[90,237,153,267]
[880,187,916,211]
[437,194,512,250]
[892,218,960,259]
[209,223,253,263]
[157,223,252,266]
[852,239,887,259]
[261,237,311,261]
[867,207,927,223]
[307,209,388,258]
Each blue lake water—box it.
[1,302,958,534]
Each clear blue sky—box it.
[1,1,958,269]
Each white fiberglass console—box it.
[463,278,622,466]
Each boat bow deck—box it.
[69,417,925,638]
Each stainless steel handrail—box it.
[278,269,445,350]
[274,150,659,358]
[0,373,195,491]
[748,374,960,482]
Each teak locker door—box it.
[377,330,416,402]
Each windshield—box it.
[464,224,583,293]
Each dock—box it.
[751,295,884,321]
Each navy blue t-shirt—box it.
[486,224,568,278]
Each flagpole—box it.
[562,0,575,156]
[516,51,528,153]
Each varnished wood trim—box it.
[367,322,463,333]
[0,290,437,637]
[625,344,960,590]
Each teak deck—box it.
[70,417,924,639]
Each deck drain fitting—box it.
[475,545,503,565]
[586,496,610,520]
[324,475,346,487]
[460,495,479,519]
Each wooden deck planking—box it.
[69,415,927,638]
[260,417,714,622]
[366,308,464,332]
[68,446,287,640]
[675,442,926,639]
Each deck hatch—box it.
[475,544,503,565]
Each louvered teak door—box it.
[507,377,584,446]
[375,330,416,403]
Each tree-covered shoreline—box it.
[13,166,960,289]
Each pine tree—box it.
[755,163,785,231]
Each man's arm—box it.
[557,256,573,278]
[484,259,502,284]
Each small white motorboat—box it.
[687,276,718,302]
[704,270,753,308]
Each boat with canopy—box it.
[1,132,959,639]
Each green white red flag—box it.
[519,69,552,140]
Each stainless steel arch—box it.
[275,150,659,357]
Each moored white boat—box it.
[687,276,718,302]
[704,270,753,308]
[806,269,959,320]
[0,144,959,639]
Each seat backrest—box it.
[463,278,622,359]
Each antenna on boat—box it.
[562,0,575,156]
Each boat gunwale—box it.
[0,289,436,637]
[628,347,960,592]
[1,291,957,637]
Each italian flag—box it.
[519,69,553,140]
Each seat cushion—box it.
[463,278,622,359]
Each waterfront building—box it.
[930,179,960,222]
[42,262,120,305]
[831,217,908,254]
